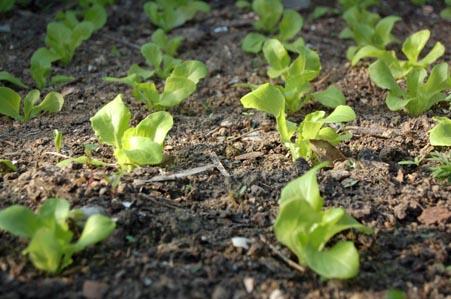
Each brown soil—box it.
[0,1,450,298]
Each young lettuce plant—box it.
[339,6,400,61]
[144,0,210,32]
[339,0,379,11]
[261,39,346,112]
[352,29,445,79]
[0,87,64,122]
[132,60,208,110]
[441,0,451,21]
[0,159,17,174]
[369,60,451,116]
[104,37,182,84]
[0,198,115,273]
[241,84,356,161]
[242,0,305,54]
[90,95,173,170]
[274,163,371,279]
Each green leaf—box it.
[312,85,346,108]
[0,206,41,239]
[23,89,40,121]
[159,77,196,108]
[429,117,451,146]
[253,0,283,32]
[368,60,402,95]
[151,29,183,56]
[0,86,21,120]
[279,162,329,210]
[141,42,162,69]
[54,129,63,152]
[263,39,291,78]
[169,60,208,84]
[118,135,164,166]
[240,83,285,117]
[304,241,360,279]
[72,214,115,253]
[324,105,356,123]
[90,94,131,148]
[277,9,303,41]
[30,47,61,89]
[24,228,64,273]
[132,82,160,108]
[50,75,76,86]
[0,0,15,12]
[31,92,64,119]
[418,42,445,66]
[385,94,410,112]
[0,71,28,89]
[84,4,107,31]
[241,32,267,54]
[374,16,400,47]
[134,111,173,145]
[56,156,108,168]
[402,29,430,63]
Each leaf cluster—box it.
[274,163,371,279]
[0,87,64,122]
[353,30,445,79]
[369,60,450,116]
[241,0,304,54]
[144,0,210,32]
[30,2,110,89]
[89,95,173,170]
[261,39,345,113]
[339,6,400,61]
[241,84,355,161]
[0,198,115,273]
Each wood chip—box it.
[235,152,264,160]
[82,280,108,299]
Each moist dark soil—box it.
[0,1,450,298]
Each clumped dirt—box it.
[0,0,450,298]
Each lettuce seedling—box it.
[427,151,451,183]
[90,95,173,170]
[30,48,61,89]
[144,0,210,32]
[45,21,94,65]
[241,84,355,161]
[132,60,208,110]
[429,117,451,147]
[0,71,28,89]
[441,0,451,21]
[274,163,371,279]
[339,6,400,60]
[0,198,115,273]
[369,60,451,116]
[242,0,304,54]
[54,129,64,153]
[260,39,345,112]
[352,29,445,79]
[0,87,64,122]
[151,29,184,57]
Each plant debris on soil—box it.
[0,0,450,298]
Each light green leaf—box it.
[418,42,445,66]
[402,29,430,63]
[0,206,41,239]
[32,91,64,118]
[369,60,402,95]
[23,89,40,121]
[50,75,76,86]
[0,86,21,120]
[241,32,267,54]
[84,4,107,31]
[263,39,290,78]
[24,228,64,273]
[385,94,410,112]
[0,159,17,173]
[134,111,173,145]
[304,241,360,279]
[324,105,356,123]
[279,162,329,210]
[169,60,208,84]
[141,42,162,68]
[429,117,451,146]
[374,16,400,46]
[119,135,164,166]
[277,9,303,41]
[90,94,131,148]
[240,83,285,117]
[159,77,196,108]
[312,85,346,108]
[72,214,115,253]
[253,0,283,32]
[0,71,28,89]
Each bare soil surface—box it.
[0,1,450,298]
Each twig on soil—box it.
[209,152,231,178]
[138,193,180,209]
[345,126,399,139]
[226,128,262,142]
[144,164,217,182]
[43,152,71,159]
[103,33,140,50]
[312,71,332,88]
[259,235,306,274]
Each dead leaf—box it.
[83,280,108,299]
[418,207,451,225]
[310,139,346,162]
